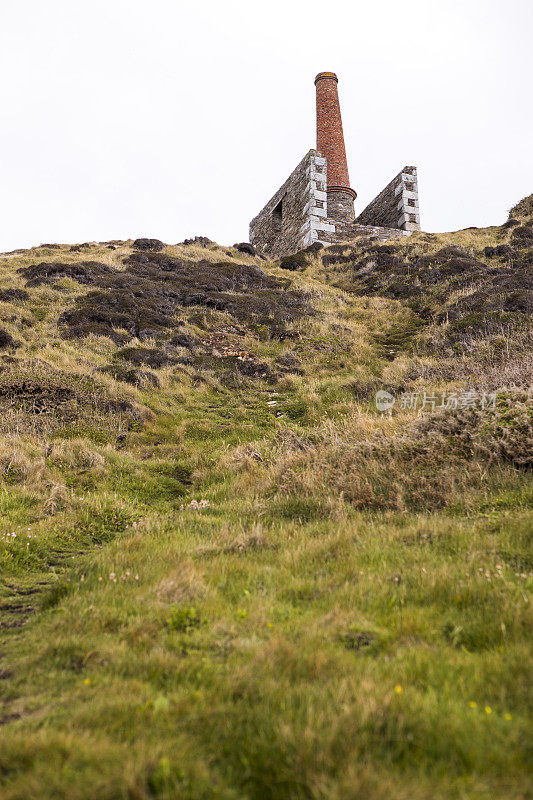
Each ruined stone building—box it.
[250,72,420,257]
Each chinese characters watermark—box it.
[375,389,497,413]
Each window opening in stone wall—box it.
[407,198,415,207]
[405,182,414,192]
[272,196,284,234]
[409,214,416,222]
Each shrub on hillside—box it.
[132,238,165,252]
[264,390,532,512]
[0,328,18,349]
[59,252,312,343]
[511,225,533,244]
[279,251,310,271]
[410,391,532,468]
[19,261,115,286]
[233,242,256,256]
[0,360,148,437]
[0,288,29,303]
[509,194,533,220]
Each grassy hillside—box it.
[0,205,531,800]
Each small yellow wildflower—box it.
[504,713,512,721]
[485,706,492,714]
[266,622,273,628]
[394,685,403,694]
[84,678,90,685]
[469,701,477,708]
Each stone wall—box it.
[249,155,417,258]
[321,221,407,245]
[249,150,335,257]
[356,166,420,232]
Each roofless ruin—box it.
[250,72,421,257]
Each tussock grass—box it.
[249,389,532,514]
[509,192,533,220]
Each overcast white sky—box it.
[1,0,532,252]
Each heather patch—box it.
[0,288,29,303]
[59,252,312,343]
[132,238,165,252]
[0,328,18,349]
[19,260,116,287]
[509,193,533,219]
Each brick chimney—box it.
[315,72,356,223]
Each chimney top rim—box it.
[314,71,338,85]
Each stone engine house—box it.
[250,72,421,257]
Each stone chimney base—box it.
[326,187,357,224]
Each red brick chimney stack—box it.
[315,72,356,223]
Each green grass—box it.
[0,230,531,799]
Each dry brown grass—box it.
[246,389,533,513]
[0,437,46,485]
[154,559,208,604]
[509,193,533,219]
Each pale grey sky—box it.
[1,0,532,252]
